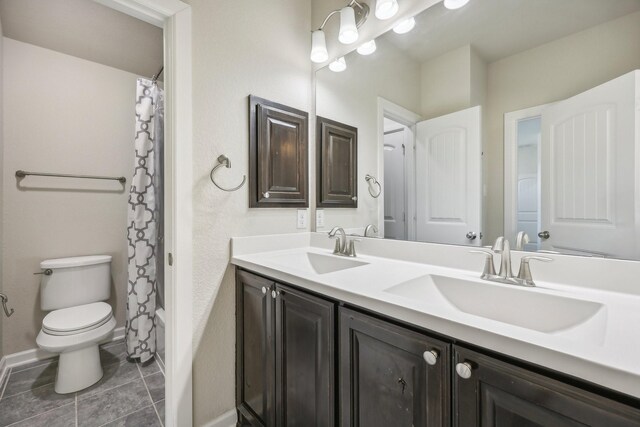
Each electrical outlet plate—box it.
[297,209,308,229]
[316,209,325,228]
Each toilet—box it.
[35,255,117,394]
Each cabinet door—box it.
[454,346,640,427]
[274,284,335,427]
[249,95,309,208]
[236,270,275,426]
[317,116,358,208]
[339,308,450,427]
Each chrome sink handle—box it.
[516,255,553,287]
[346,237,362,257]
[469,249,496,279]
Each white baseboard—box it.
[202,409,237,427]
[1,326,125,372]
[0,355,8,395]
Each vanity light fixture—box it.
[310,30,329,63]
[329,57,347,72]
[444,0,470,10]
[311,0,370,63]
[339,7,359,44]
[393,16,415,34]
[357,40,377,55]
[375,0,399,20]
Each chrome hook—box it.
[0,293,14,318]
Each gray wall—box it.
[0,14,4,361]
[2,38,139,355]
[0,0,162,78]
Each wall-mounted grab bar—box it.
[210,155,246,192]
[365,174,382,198]
[16,170,126,184]
[0,293,14,318]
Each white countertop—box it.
[230,233,640,400]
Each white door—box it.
[415,106,482,246]
[383,129,407,239]
[540,70,639,258]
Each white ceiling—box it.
[385,0,640,63]
[0,0,163,78]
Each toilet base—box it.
[55,344,103,394]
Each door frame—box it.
[503,103,550,244]
[93,1,193,425]
[377,98,421,240]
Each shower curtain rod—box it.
[152,66,164,83]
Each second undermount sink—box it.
[267,251,368,275]
[385,274,606,333]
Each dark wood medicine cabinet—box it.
[249,95,309,208]
[316,116,358,208]
[236,268,640,427]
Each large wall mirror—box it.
[314,0,640,260]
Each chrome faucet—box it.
[515,231,529,250]
[364,224,378,237]
[328,226,360,257]
[470,236,552,287]
[492,236,513,279]
[328,227,346,254]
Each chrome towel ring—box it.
[365,174,381,198]
[210,154,246,192]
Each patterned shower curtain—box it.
[126,78,164,363]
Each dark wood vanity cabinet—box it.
[453,346,640,427]
[236,270,275,426]
[339,308,450,427]
[316,116,358,208]
[237,268,640,427]
[249,96,309,208]
[236,270,335,427]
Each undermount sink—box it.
[266,251,368,275]
[385,274,605,333]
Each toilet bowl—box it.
[35,255,115,394]
[36,302,116,394]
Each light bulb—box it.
[375,0,399,20]
[357,40,377,55]
[393,17,415,34]
[329,57,347,72]
[338,7,359,44]
[310,30,329,63]
[444,0,470,10]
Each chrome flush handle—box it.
[33,269,53,276]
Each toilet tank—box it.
[40,255,112,311]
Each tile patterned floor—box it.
[0,340,165,427]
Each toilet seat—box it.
[43,302,113,336]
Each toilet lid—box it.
[43,302,113,336]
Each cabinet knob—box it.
[456,362,473,379]
[261,286,267,295]
[263,191,270,199]
[423,350,439,366]
[351,196,358,201]
[271,290,277,298]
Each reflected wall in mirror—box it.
[314,0,640,260]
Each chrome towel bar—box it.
[15,170,126,184]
